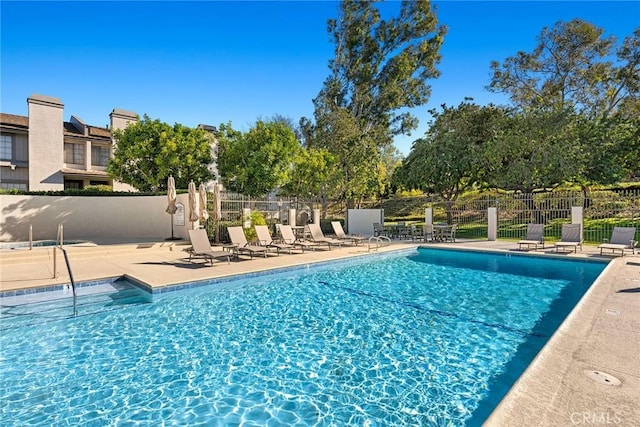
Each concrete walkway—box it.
[1,239,638,425]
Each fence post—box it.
[242,208,251,228]
[487,207,497,241]
[425,208,433,225]
[571,206,583,241]
[289,209,296,227]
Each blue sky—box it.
[1,1,638,155]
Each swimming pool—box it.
[0,248,606,426]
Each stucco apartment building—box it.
[0,94,139,191]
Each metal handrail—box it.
[368,235,391,252]
[55,224,77,316]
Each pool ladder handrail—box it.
[368,235,391,252]
[53,224,77,316]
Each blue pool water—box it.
[0,248,606,426]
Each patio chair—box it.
[433,222,449,242]
[307,223,343,249]
[598,227,637,256]
[423,224,435,243]
[554,224,583,253]
[278,225,318,252]
[518,224,545,251]
[331,221,365,245]
[410,224,424,242]
[396,223,412,240]
[227,226,269,259]
[187,229,231,266]
[254,225,295,255]
[373,223,388,238]
[441,224,458,242]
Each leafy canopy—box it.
[216,120,302,197]
[488,20,640,120]
[107,115,213,192]
[393,102,506,201]
[304,0,446,206]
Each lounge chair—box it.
[331,221,365,245]
[227,226,269,259]
[254,225,295,255]
[279,225,318,252]
[554,224,583,253]
[598,227,637,256]
[187,229,231,266]
[307,223,343,249]
[518,224,544,251]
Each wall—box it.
[0,194,193,243]
[27,95,64,191]
[347,209,384,237]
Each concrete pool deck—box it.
[1,238,638,426]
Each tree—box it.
[107,115,213,192]
[488,20,640,120]
[575,114,640,184]
[216,120,301,196]
[487,21,639,193]
[305,0,446,207]
[483,109,582,193]
[279,147,338,200]
[393,102,505,202]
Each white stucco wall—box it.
[27,95,65,191]
[346,209,384,237]
[0,194,193,243]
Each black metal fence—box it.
[204,189,640,245]
[426,190,640,244]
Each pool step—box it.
[0,286,151,330]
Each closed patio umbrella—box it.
[165,175,178,240]
[212,183,222,221]
[212,183,222,242]
[188,180,199,229]
[198,183,209,222]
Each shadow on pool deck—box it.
[1,238,639,426]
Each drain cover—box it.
[584,370,621,386]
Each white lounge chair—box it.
[278,225,318,252]
[227,226,269,259]
[598,227,637,256]
[254,225,295,255]
[554,224,583,253]
[331,221,365,245]
[307,223,343,249]
[518,224,544,251]
[187,229,231,266]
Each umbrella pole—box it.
[171,213,175,239]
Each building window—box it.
[0,182,27,191]
[64,143,84,164]
[91,145,110,166]
[89,180,110,188]
[64,179,83,190]
[0,135,12,160]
